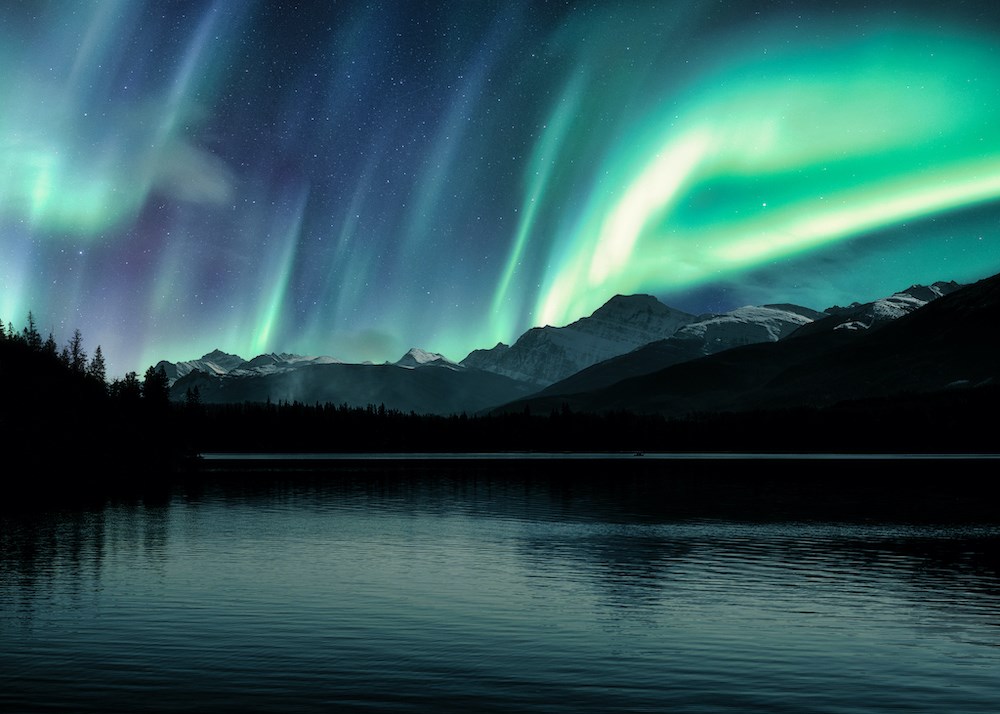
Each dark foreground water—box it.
[3,462,1000,713]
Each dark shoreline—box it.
[7,452,999,522]
[194,450,1000,470]
[179,454,1000,524]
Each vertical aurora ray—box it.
[395,29,499,266]
[251,186,309,355]
[0,227,33,328]
[311,152,384,344]
[490,69,586,340]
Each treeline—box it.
[1,312,177,492]
[0,311,173,404]
[193,400,671,453]
[190,382,998,455]
[2,311,108,384]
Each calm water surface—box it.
[2,465,999,712]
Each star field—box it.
[2,1,1000,374]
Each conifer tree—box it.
[43,332,58,357]
[110,371,142,404]
[184,385,201,408]
[88,345,107,385]
[67,329,87,373]
[23,311,42,351]
[142,365,170,405]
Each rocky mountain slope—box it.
[530,303,824,398]
[461,294,696,386]
[496,274,996,418]
[157,349,342,383]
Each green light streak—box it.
[536,23,1000,327]
[0,2,231,239]
[715,159,1000,265]
[252,188,309,355]
[490,70,585,338]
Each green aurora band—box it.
[0,0,236,237]
[525,22,1000,328]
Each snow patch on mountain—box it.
[825,281,963,331]
[394,348,460,370]
[230,353,343,377]
[156,350,343,385]
[155,349,246,383]
[673,304,824,353]
[460,294,697,386]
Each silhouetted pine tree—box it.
[184,385,202,410]
[67,329,87,373]
[43,332,58,358]
[142,365,170,406]
[110,371,142,405]
[22,311,42,351]
[88,345,107,386]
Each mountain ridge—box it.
[460,294,698,386]
[155,274,982,416]
[494,273,994,418]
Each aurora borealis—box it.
[3,1,1000,375]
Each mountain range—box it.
[162,273,992,418]
[498,279,988,417]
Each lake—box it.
[2,459,999,712]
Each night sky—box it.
[3,0,1000,375]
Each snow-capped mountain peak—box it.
[155,349,246,382]
[673,304,824,352]
[823,281,964,332]
[394,348,460,369]
[156,349,343,384]
[460,294,697,386]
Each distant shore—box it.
[198,451,1000,464]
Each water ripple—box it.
[3,469,1000,712]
